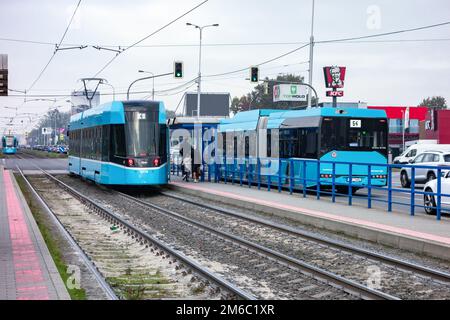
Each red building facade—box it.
[421,109,450,144]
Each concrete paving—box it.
[0,165,70,300]
[169,175,450,261]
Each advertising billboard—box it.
[323,66,346,89]
[273,84,307,102]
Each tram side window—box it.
[299,128,319,159]
[245,136,249,158]
[102,125,110,162]
[110,124,126,164]
[159,124,167,162]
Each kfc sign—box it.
[323,66,346,89]
[326,90,344,97]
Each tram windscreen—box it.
[320,117,388,157]
[5,136,14,147]
[124,110,159,157]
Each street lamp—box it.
[138,70,155,100]
[186,22,219,118]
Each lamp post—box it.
[186,22,219,118]
[138,70,155,100]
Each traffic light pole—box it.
[196,27,203,119]
[126,72,172,101]
[307,0,315,109]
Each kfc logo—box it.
[323,66,346,89]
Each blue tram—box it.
[68,100,169,185]
[216,107,388,193]
[2,135,18,155]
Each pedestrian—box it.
[192,145,201,183]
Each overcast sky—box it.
[1,0,450,133]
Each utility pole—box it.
[186,23,219,118]
[307,0,315,109]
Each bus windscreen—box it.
[320,117,388,157]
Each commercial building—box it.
[420,109,450,144]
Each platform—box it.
[0,166,70,300]
[169,175,450,261]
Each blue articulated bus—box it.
[216,107,388,193]
[68,100,169,185]
[2,135,18,155]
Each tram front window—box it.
[124,111,159,157]
[5,136,14,147]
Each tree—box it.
[230,74,317,114]
[418,96,447,110]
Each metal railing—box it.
[170,156,450,221]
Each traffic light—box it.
[0,69,7,96]
[250,66,259,83]
[174,61,183,78]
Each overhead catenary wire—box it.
[92,0,209,78]
[27,0,82,92]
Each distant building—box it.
[420,109,450,144]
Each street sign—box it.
[326,90,344,97]
[273,84,307,102]
[42,127,53,135]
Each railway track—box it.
[19,168,255,300]
[130,190,450,299]
[52,177,399,299]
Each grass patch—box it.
[15,174,86,300]
[22,149,68,159]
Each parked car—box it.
[394,144,450,164]
[400,151,450,188]
[423,170,450,215]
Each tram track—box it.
[126,189,450,300]
[54,177,398,299]
[20,168,255,300]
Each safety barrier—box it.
[170,156,450,221]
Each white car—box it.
[400,151,450,188]
[423,170,450,215]
[394,143,450,164]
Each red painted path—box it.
[3,170,49,300]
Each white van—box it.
[393,144,450,164]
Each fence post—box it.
[410,167,415,216]
[332,162,336,203]
[257,158,261,190]
[289,159,294,195]
[348,163,353,206]
[208,162,211,182]
[224,156,228,184]
[278,158,282,193]
[316,160,321,200]
[437,167,442,221]
[368,165,372,209]
[303,160,307,198]
[248,158,253,188]
[388,165,392,212]
[268,159,272,192]
[239,160,243,186]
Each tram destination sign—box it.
[273,84,307,102]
